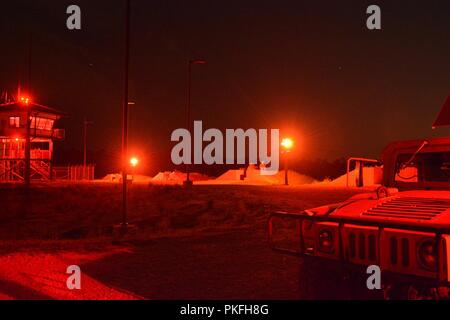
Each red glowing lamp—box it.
[130,157,139,168]
[281,138,294,152]
[19,96,31,105]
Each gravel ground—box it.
[0,183,365,299]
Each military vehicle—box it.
[269,94,450,299]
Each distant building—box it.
[0,98,65,181]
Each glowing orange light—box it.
[20,96,30,105]
[281,138,294,151]
[130,157,139,167]
[15,138,19,142]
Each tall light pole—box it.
[83,118,93,179]
[184,59,206,187]
[127,101,135,148]
[129,156,139,181]
[121,0,131,228]
[281,138,294,186]
[24,33,33,189]
[24,98,31,188]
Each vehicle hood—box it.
[330,190,450,229]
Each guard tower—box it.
[0,97,65,181]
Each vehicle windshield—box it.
[395,151,450,183]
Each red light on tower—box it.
[20,96,30,105]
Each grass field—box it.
[0,183,365,299]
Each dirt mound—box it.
[212,165,315,185]
[102,173,153,183]
[217,169,246,181]
[103,173,122,182]
[321,166,383,187]
[152,171,210,185]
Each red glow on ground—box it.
[0,248,139,300]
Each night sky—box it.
[1,0,449,175]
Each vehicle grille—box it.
[348,231,377,263]
[388,236,410,267]
[363,197,450,220]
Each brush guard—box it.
[268,211,450,285]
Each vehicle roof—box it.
[382,136,450,156]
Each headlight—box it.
[417,238,437,271]
[318,229,334,253]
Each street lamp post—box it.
[127,101,136,150]
[121,0,131,229]
[83,117,93,179]
[24,100,31,188]
[24,33,33,189]
[129,156,139,182]
[284,156,289,186]
[281,138,294,186]
[184,59,206,188]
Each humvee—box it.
[269,136,450,299]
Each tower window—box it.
[9,117,20,128]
